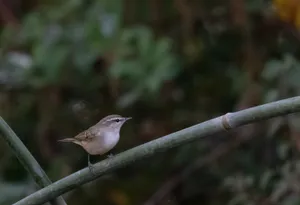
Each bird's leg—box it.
[87,154,96,175]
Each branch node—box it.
[221,113,232,131]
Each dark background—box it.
[1,0,300,204]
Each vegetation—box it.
[1,0,300,204]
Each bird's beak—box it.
[125,117,132,121]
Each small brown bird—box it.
[58,114,132,173]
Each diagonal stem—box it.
[0,117,67,205]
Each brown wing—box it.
[74,129,95,142]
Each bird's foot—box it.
[88,161,96,175]
[107,153,114,158]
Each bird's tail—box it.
[58,138,76,143]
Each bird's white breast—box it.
[95,131,120,154]
[103,131,120,147]
[84,130,120,155]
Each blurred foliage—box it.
[273,0,300,29]
[110,26,180,107]
[1,0,300,205]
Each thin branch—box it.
[0,117,67,205]
[143,117,283,205]
[14,96,300,205]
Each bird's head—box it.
[98,114,132,133]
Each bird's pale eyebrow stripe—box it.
[107,117,122,122]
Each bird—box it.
[58,114,132,174]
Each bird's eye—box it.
[115,119,120,122]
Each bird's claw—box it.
[88,162,96,175]
[107,153,114,158]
